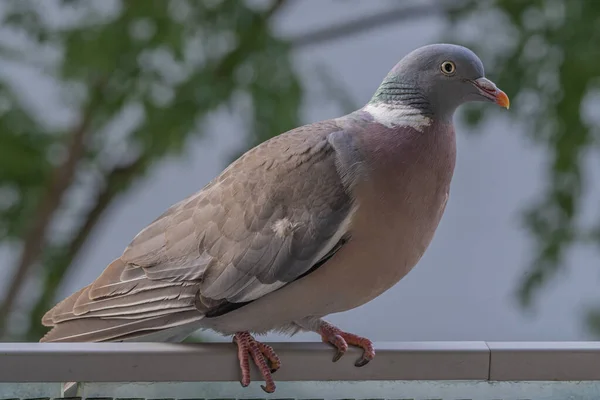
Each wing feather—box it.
[41,119,360,342]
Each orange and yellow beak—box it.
[473,77,510,109]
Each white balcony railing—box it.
[1,341,599,399]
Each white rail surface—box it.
[0,341,599,399]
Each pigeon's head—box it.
[372,43,509,120]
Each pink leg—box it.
[257,340,282,372]
[318,320,376,367]
[233,331,280,393]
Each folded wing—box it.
[41,120,356,342]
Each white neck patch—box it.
[363,102,432,132]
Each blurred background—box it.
[0,0,599,343]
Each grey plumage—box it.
[42,120,355,341]
[41,43,509,347]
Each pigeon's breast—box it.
[316,120,458,312]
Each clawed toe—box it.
[233,332,280,393]
[257,341,281,373]
[355,355,371,367]
[318,321,376,366]
[332,348,345,362]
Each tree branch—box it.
[289,4,439,49]
[0,83,103,336]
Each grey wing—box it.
[120,120,356,308]
[41,120,358,342]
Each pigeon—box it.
[40,43,509,393]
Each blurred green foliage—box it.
[447,0,600,330]
[0,0,299,341]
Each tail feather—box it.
[40,257,204,343]
[42,285,90,326]
[73,284,197,317]
[40,309,203,342]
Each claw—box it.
[321,331,348,363]
[355,356,371,367]
[257,340,281,373]
[332,349,344,362]
[261,384,275,393]
[233,332,279,393]
[318,321,375,367]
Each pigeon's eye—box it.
[441,61,456,75]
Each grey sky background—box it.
[2,0,599,342]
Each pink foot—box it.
[233,331,281,393]
[318,321,376,367]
